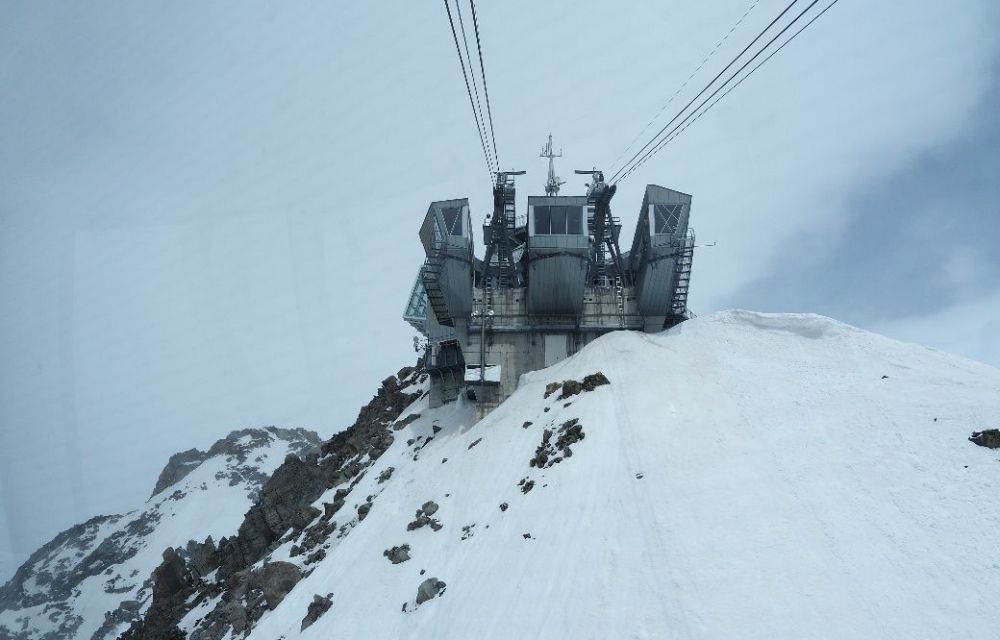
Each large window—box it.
[441,206,464,235]
[653,204,682,234]
[533,205,583,234]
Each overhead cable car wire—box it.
[443,0,496,180]
[617,0,840,184]
[606,0,762,178]
[469,0,500,173]
[455,0,497,174]
[608,0,805,184]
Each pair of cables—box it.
[443,0,500,182]
[609,0,842,185]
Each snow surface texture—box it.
[7,310,1000,639]
[0,427,320,640]
[233,311,998,639]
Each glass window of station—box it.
[532,205,584,235]
[441,206,464,235]
[652,204,682,235]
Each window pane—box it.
[534,206,550,234]
[442,206,463,235]
[567,207,582,234]
[550,206,567,234]
[654,204,680,234]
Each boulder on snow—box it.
[415,578,446,604]
[300,593,333,631]
[383,544,411,564]
[969,428,1000,449]
[250,561,301,610]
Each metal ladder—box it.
[421,242,452,326]
[669,231,695,318]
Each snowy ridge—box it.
[238,310,999,639]
[5,311,1000,639]
[0,427,320,640]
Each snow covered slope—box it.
[238,311,999,640]
[0,427,320,640]
[7,311,1000,640]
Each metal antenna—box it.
[540,133,565,196]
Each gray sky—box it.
[1,1,998,578]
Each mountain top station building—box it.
[403,141,695,417]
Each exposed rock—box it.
[415,578,446,605]
[499,502,508,512]
[969,428,1000,449]
[377,466,395,483]
[394,413,421,431]
[468,438,483,449]
[522,421,533,429]
[406,501,443,532]
[358,500,373,521]
[544,382,562,399]
[554,372,610,400]
[300,593,333,631]
[150,449,208,498]
[530,419,585,469]
[250,561,301,610]
[120,366,421,640]
[383,544,411,564]
[520,479,535,494]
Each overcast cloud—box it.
[1,1,997,578]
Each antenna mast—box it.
[540,133,565,196]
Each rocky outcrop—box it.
[530,419,585,468]
[300,594,333,631]
[543,372,610,401]
[415,578,446,605]
[407,501,443,532]
[151,449,210,498]
[969,428,1000,449]
[250,562,301,610]
[120,365,420,640]
[383,545,411,564]
[150,427,321,498]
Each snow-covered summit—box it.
[6,312,1000,639]
[0,427,320,640]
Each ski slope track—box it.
[5,310,1000,639]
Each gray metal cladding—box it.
[526,196,589,314]
[527,234,589,314]
[421,198,474,322]
[630,185,693,316]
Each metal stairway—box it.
[669,230,695,319]
[422,242,452,326]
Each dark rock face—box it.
[969,428,1000,448]
[407,502,443,532]
[393,413,421,431]
[151,449,209,498]
[415,578,446,605]
[300,593,333,631]
[1,427,322,640]
[150,427,321,498]
[557,372,610,400]
[120,365,420,640]
[530,419,585,469]
[383,545,411,564]
[250,562,301,610]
